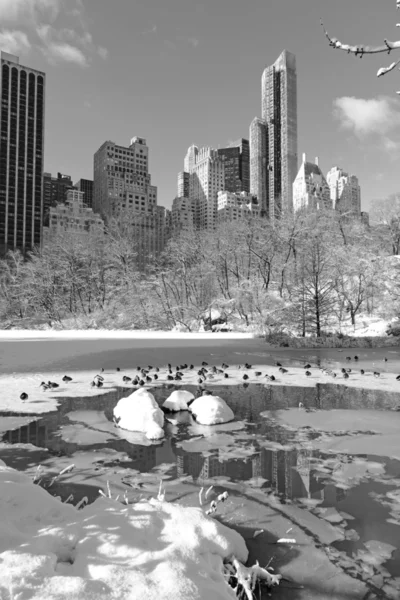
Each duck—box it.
[153,374,158,380]
[279,367,288,374]
[167,375,174,381]
[190,364,194,369]
[221,363,229,369]
[343,372,349,379]
[384,357,388,362]
[62,375,72,383]
[122,376,132,383]
[265,374,276,382]
[202,361,208,366]
[94,374,104,382]
[95,379,104,388]
[345,357,351,361]
[20,392,28,401]
[224,373,229,378]
[48,381,59,389]
[40,381,51,391]
[255,371,262,376]
[354,356,359,361]
[361,369,365,375]
[245,363,252,369]
[305,371,312,377]
[243,374,249,380]
[116,367,120,371]
[276,362,282,367]
[304,364,312,369]
[146,376,152,383]
[374,372,381,378]
[396,375,400,381]
[341,368,346,374]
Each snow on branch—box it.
[320,19,400,57]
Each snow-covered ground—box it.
[0,460,252,600]
[0,330,257,340]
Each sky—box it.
[1,0,400,211]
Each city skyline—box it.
[0,0,399,213]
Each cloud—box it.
[334,96,400,154]
[97,46,108,60]
[333,96,400,136]
[0,29,31,55]
[142,25,157,35]
[0,0,60,23]
[37,24,89,67]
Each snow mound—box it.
[113,388,165,440]
[162,390,195,411]
[189,396,235,425]
[0,463,248,600]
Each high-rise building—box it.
[292,154,331,212]
[184,145,198,172]
[43,172,75,225]
[93,137,166,262]
[171,196,194,231]
[249,117,268,215]
[261,50,298,218]
[43,188,104,243]
[187,146,225,230]
[218,138,250,193]
[74,178,93,209]
[177,171,189,198]
[0,51,45,254]
[217,191,260,223]
[326,166,361,215]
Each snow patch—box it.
[113,388,165,440]
[162,390,195,411]
[189,396,235,426]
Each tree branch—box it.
[320,19,400,57]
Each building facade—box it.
[93,137,166,261]
[0,51,45,254]
[170,196,194,231]
[326,166,361,215]
[261,50,298,218]
[217,191,260,223]
[74,178,93,209]
[43,189,104,243]
[177,171,189,198]
[218,138,250,193]
[292,154,331,212]
[249,117,268,216]
[43,172,75,225]
[187,146,225,230]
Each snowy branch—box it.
[320,19,400,57]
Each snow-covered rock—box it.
[189,395,235,425]
[113,388,165,440]
[162,390,195,412]
[0,462,248,600]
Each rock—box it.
[162,390,195,412]
[189,395,235,425]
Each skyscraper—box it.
[187,146,225,230]
[218,138,250,193]
[326,166,361,215]
[43,172,75,225]
[293,154,331,213]
[177,171,190,197]
[0,51,45,254]
[249,117,268,214]
[74,178,93,209]
[261,50,298,218]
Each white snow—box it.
[113,388,165,440]
[162,390,195,411]
[0,330,256,340]
[0,461,248,600]
[189,396,235,426]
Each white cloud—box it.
[0,0,60,23]
[97,46,108,60]
[37,24,89,67]
[333,96,400,136]
[0,29,31,55]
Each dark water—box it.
[2,382,400,581]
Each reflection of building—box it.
[4,420,47,446]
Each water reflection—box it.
[2,382,400,579]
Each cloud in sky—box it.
[0,29,31,55]
[0,0,108,67]
[333,95,400,153]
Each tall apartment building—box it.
[292,154,331,212]
[74,178,93,209]
[249,117,268,215]
[326,166,361,215]
[93,137,166,261]
[171,196,194,231]
[218,138,250,193]
[43,189,103,243]
[184,145,198,172]
[43,172,75,225]
[0,51,45,254]
[217,191,260,223]
[187,146,225,230]
[250,50,298,219]
[177,171,189,197]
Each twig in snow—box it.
[76,496,88,510]
[205,485,213,499]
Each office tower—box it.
[261,50,298,218]
[217,191,260,223]
[187,146,225,230]
[43,189,103,244]
[249,117,268,214]
[74,178,93,209]
[184,145,198,172]
[0,51,45,254]
[43,172,75,225]
[177,171,189,197]
[93,137,166,261]
[326,166,361,215]
[218,138,250,193]
[292,154,331,212]
[171,196,194,231]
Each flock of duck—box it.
[17,355,397,402]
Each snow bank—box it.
[113,388,165,440]
[162,390,195,411]
[189,396,235,426]
[0,462,248,600]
